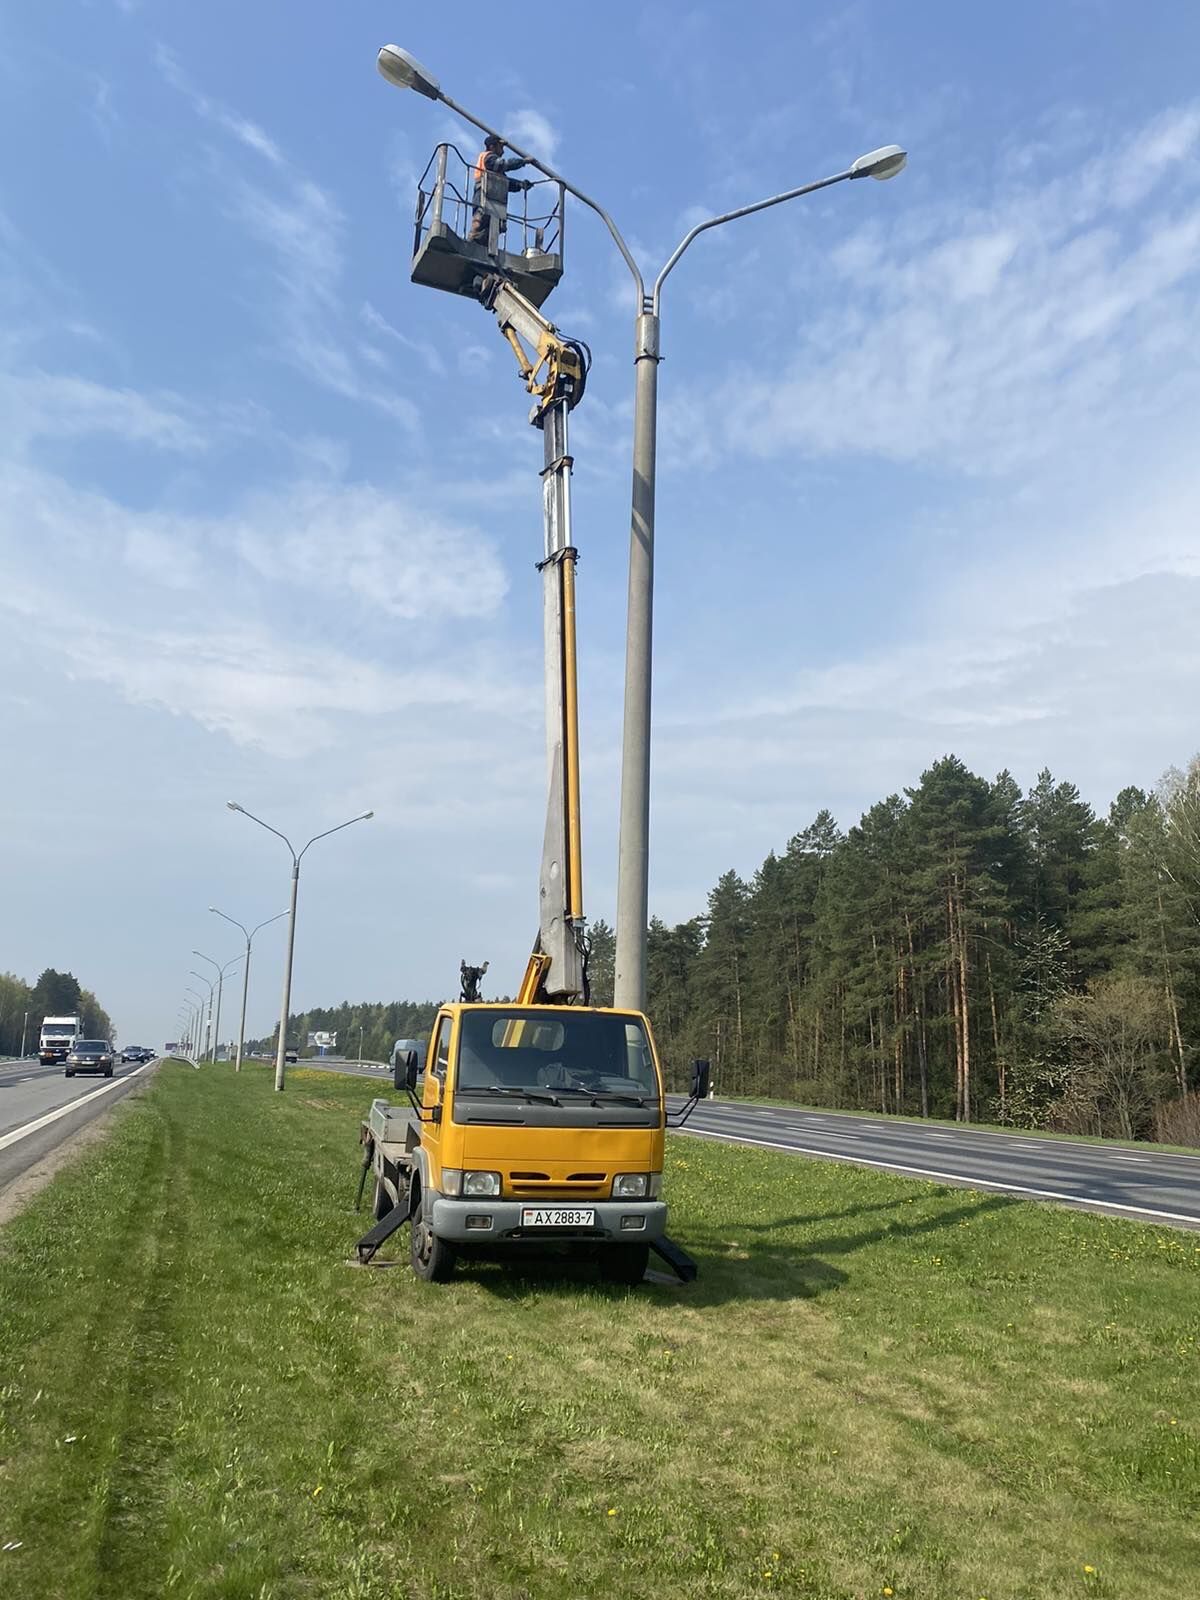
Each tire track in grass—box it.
[87,1103,188,1599]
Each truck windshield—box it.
[456,1010,659,1101]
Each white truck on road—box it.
[39,1014,82,1065]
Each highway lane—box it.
[298,1061,1200,1228]
[0,1056,160,1195]
[286,1057,391,1080]
[672,1099,1200,1229]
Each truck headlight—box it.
[612,1173,650,1198]
[463,1170,501,1197]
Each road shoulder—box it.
[0,1064,160,1227]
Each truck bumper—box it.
[430,1196,668,1245]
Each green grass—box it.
[724,1094,1200,1155]
[0,1062,1197,1600]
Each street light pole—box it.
[20,1010,29,1059]
[226,802,374,1092]
[376,46,906,1011]
[209,907,289,1074]
[188,973,215,1061]
[185,985,207,1058]
[192,950,241,1064]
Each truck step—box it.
[355,1197,413,1265]
[650,1236,698,1283]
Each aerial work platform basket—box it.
[411,143,565,309]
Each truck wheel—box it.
[372,1175,394,1222]
[598,1244,649,1286]
[64,1069,74,1078]
[410,1186,456,1283]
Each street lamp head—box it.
[360,811,375,821]
[850,144,907,181]
[377,45,440,100]
[226,801,244,813]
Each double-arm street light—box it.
[377,45,906,1010]
[178,1005,196,1059]
[226,802,374,1092]
[209,906,289,1074]
[192,950,242,1064]
[187,974,214,1059]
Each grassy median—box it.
[0,1062,1196,1600]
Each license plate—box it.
[521,1207,595,1228]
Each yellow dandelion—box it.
[1083,1565,1096,1575]
[607,1508,618,1516]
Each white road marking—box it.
[0,1062,154,1152]
[706,1108,1200,1164]
[677,1127,1200,1227]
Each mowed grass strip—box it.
[0,1065,1196,1600]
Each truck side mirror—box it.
[690,1059,711,1100]
[393,1049,419,1092]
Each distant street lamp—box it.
[209,906,289,1074]
[192,950,242,1064]
[188,974,214,1060]
[376,43,906,1011]
[19,1009,29,1059]
[226,802,375,1092]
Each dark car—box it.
[121,1045,153,1063]
[65,1039,115,1078]
[284,1049,299,1064]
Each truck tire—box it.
[409,1184,456,1283]
[64,1069,74,1078]
[372,1175,394,1222]
[598,1243,649,1286]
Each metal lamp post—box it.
[192,950,242,1064]
[185,986,208,1059]
[209,907,289,1074]
[188,974,215,1061]
[20,1009,29,1059]
[376,45,906,1010]
[226,802,374,1092]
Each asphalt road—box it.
[0,1056,160,1195]
[297,1060,1200,1229]
[673,1099,1200,1229]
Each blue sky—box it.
[3,1,1199,1046]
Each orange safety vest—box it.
[473,149,494,192]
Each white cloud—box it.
[360,301,447,379]
[154,46,283,168]
[0,370,209,453]
[506,109,560,165]
[671,102,1200,477]
[157,49,416,425]
[230,482,507,621]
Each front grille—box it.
[510,1181,606,1197]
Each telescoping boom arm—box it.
[476,276,591,1006]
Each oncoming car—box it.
[65,1040,115,1078]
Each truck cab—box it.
[39,1015,81,1065]
[367,1003,669,1285]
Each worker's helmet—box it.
[484,133,504,151]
